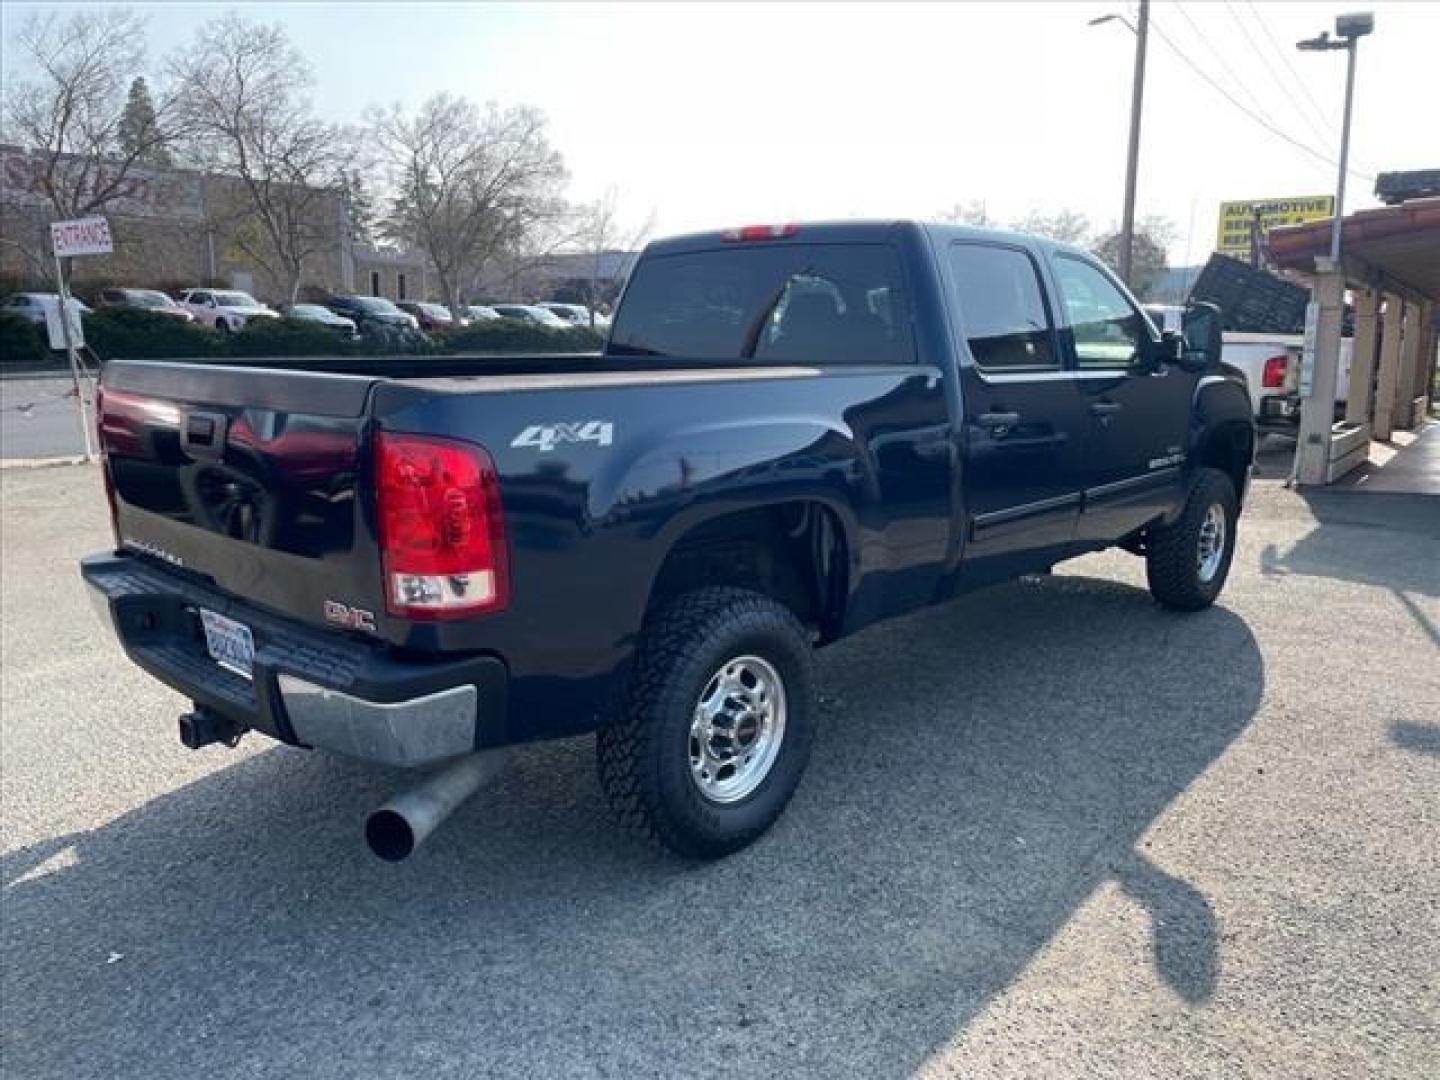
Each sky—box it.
[3,1,1438,265]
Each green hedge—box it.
[228,316,362,358]
[82,307,223,361]
[0,312,53,368]
[437,320,603,353]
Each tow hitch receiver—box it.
[178,706,245,750]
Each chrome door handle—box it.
[977,411,1021,428]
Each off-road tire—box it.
[1145,467,1238,611]
[596,587,817,859]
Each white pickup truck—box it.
[1147,306,1351,435]
[1222,333,1353,435]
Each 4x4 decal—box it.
[511,421,614,453]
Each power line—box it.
[1147,14,1375,184]
[1242,0,1335,135]
[1222,0,1337,151]
[1171,2,1284,134]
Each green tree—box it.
[1091,215,1176,297]
[339,168,377,246]
[117,76,171,166]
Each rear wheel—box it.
[1145,468,1238,610]
[596,587,816,859]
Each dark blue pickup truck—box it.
[83,221,1253,860]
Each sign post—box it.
[49,216,113,463]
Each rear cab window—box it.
[608,244,914,365]
[946,243,1058,371]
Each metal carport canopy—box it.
[1268,197,1440,302]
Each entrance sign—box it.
[50,216,114,257]
[48,216,112,460]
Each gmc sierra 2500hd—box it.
[82,221,1254,861]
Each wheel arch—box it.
[643,498,854,643]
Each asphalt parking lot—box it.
[2,464,1437,1079]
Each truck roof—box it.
[643,219,1082,259]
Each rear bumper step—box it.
[82,552,508,766]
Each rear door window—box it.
[947,243,1057,370]
[609,244,913,365]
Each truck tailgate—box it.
[99,360,385,634]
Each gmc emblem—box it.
[323,600,376,633]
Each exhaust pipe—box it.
[365,750,510,861]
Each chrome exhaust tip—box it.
[365,750,510,861]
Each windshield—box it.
[352,297,401,314]
[214,291,261,308]
[130,290,172,308]
[419,303,452,318]
[288,304,328,317]
[608,243,913,364]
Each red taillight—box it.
[94,385,119,544]
[721,223,798,242]
[1262,354,1288,388]
[375,432,509,619]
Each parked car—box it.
[278,303,359,337]
[176,289,278,332]
[95,288,194,322]
[397,301,458,332]
[82,220,1253,864]
[1,292,92,325]
[466,305,502,322]
[326,295,421,341]
[492,303,572,329]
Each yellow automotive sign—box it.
[1215,195,1334,257]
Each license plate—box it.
[199,609,255,680]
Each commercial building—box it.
[0,144,427,303]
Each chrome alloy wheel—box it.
[689,655,787,804]
[1197,502,1227,583]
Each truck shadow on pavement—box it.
[3,574,1263,1080]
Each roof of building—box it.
[1268,197,1440,301]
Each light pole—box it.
[1089,1,1150,288]
[1297,12,1374,262]
[1292,13,1374,487]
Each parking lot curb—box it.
[0,455,90,471]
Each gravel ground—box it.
[2,466,1436,1079]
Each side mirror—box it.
[1137,330,1181,374]
[1180,301,1222,371]
[1160,328,1185,362]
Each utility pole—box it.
[1119,0,1150,287]
[1089,1,1150,288]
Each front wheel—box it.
[1145,468,1238,610]
[597,587,817,859]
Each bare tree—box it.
[568,186,654,326]
[371,94,567,313]
[168,15,345,301]
[3,8,178,260]
[1010,208,1092,246]
[936,200,995,227]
